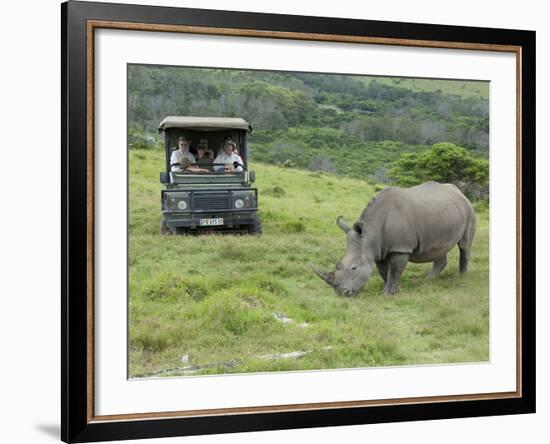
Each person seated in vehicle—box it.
[217,135,238,156]
[196,142,214,167]
[213,140,244,172]
[198,138,210,153]
[170,136,196,172]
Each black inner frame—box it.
[62,1,536,442]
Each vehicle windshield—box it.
[163,127,250,181]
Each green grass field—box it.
[128,149,489,378]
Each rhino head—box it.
[312,216,375,297]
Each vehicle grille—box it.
[193,194,230,210]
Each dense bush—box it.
[128,125,162,150]
[389,143,489,199]
[249,127,426,181]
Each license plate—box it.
[199,217,224,226]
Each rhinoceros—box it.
[312,182,476,296]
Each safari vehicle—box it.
[158,116,261,234]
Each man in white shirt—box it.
[170,136,196,172]
[213,140,244,172]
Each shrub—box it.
[129,127,161,150]
[308,155,337,174]
[389,142,489,199]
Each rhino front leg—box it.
[375,259,389,283]
[426,255,447,279]
[384,253,409,295]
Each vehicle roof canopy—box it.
[158,116,252,133]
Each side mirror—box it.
[249,170,256,183]
[160,172,169,184]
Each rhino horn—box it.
[336,216,351,233]
[310,263,336,286]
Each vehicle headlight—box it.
[177,200,188,210]
[234,198,244,209]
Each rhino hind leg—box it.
[459,248,470,273]
[375,260,389,283]
[384,253,409,295]
[458,221,475,273]
[458,214,476,273]
[426,255,447,279]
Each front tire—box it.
[160,217,171,235]
[248,218,262,235]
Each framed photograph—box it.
[61,1,535,442]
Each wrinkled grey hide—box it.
[312,182,476,296]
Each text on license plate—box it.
[200,218,224,226]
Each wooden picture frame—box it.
[61,1,536,442]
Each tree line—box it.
[128,65,489,199]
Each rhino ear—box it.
[353,222,366,238]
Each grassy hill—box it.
[360,77,489,100]
[129,149,489,378]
